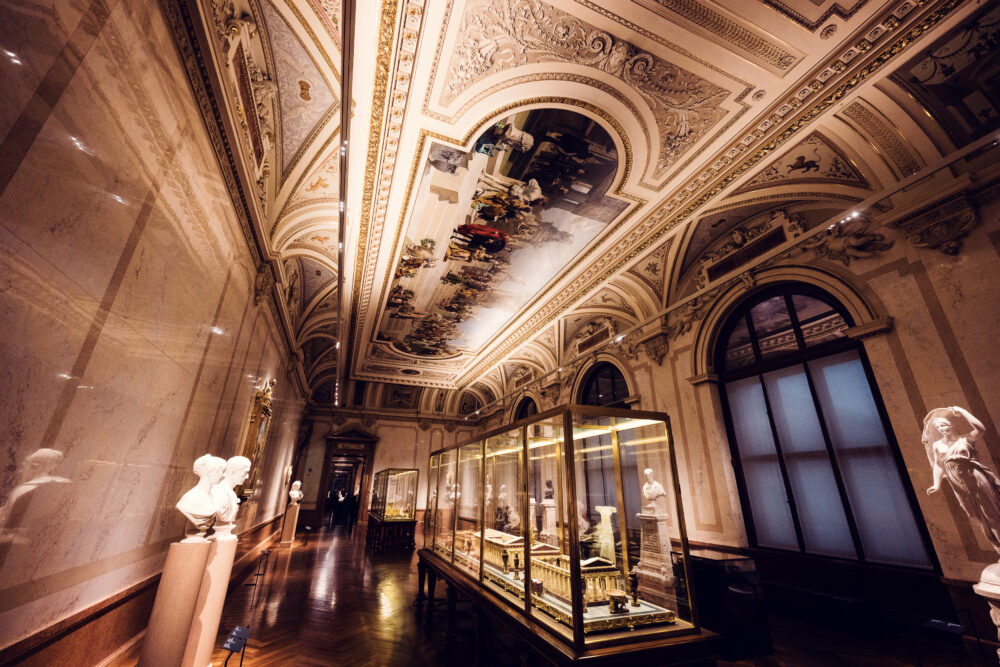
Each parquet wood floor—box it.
[120,522,978,666]
[204,525,460,667]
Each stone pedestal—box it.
[139,540,212,667]
[280,502,300,546]
[540,499,557,545]
[973,563,1000,661]
[634,512,674,602]
[180,537,238,667]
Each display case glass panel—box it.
[525,413,572,639]
[425,406,696,649]
[426,454,440,547]
[482,427,525,601]
[612,414,693,632]
[454,441,484,578]
[369,468,419,521]
[434,448,458,560]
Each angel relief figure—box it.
[925,406,1000,557]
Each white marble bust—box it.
[211,456,251,540]
[176,454,226,542]
[641,468,669,517]
[289,480,303,504]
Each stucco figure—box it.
[925,406,1000,556]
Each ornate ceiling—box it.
[184,0,1000,414]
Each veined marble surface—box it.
[0,0,303,650]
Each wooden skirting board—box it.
[0,515,282,666]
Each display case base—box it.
[366,516,416,552]
[416,549,719,666]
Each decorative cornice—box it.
[640,0,799,72]
[762,0,870,31]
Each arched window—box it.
[717,285,934,568]
[514,397,538,421]
[579,362,630,408]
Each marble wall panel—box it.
[0,0,303,652]
[0,0,95,147]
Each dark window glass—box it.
[580,363,629,408]
[750,295,798,361]
[718,286,933,569]
[515,398,538,420]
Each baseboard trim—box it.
[97,630,144,667]
[0,514,283,666]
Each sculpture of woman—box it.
[176,454,227,542]
[289,480,304,504]
[925,406,1000,556]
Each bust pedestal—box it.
[634,511,674,604]
[181,536,238,667]
[139,540,212,667]
[540,498,557,545]
[280,501,301,546]
[973,563,1000,661]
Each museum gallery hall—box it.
[2,0,1000,665]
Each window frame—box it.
[578,362,630,408]
[514,396,538,421]
[716,284,939,571]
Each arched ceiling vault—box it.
[190,0,1000,414]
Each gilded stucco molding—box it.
[439,0,730,174]
[762,0,870,32]
[639,0,799,72]
[271,128,340,236]
[349,0,410,371]
[456,0,964,386]
[839,100,922,177]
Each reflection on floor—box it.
[127,523,983,666]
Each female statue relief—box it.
[925,406,1000,556]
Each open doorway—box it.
[327,455,364,531]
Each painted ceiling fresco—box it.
[375,108,626,357]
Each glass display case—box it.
[424,405,697,649]
[369,468,419,521]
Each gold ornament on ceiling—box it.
[442,0,730,173]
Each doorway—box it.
[327,455,364,529]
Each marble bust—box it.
[176,454,227,542]
[289,480,303,504]
[211,456,251,540]
[544,479,554,500]
[641,468,669,517]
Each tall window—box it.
[515,397,538,420]
[580,362,630,408]
[718,285,933,568]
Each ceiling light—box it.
[210,326,224,335]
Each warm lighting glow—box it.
[210,326,225,335]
